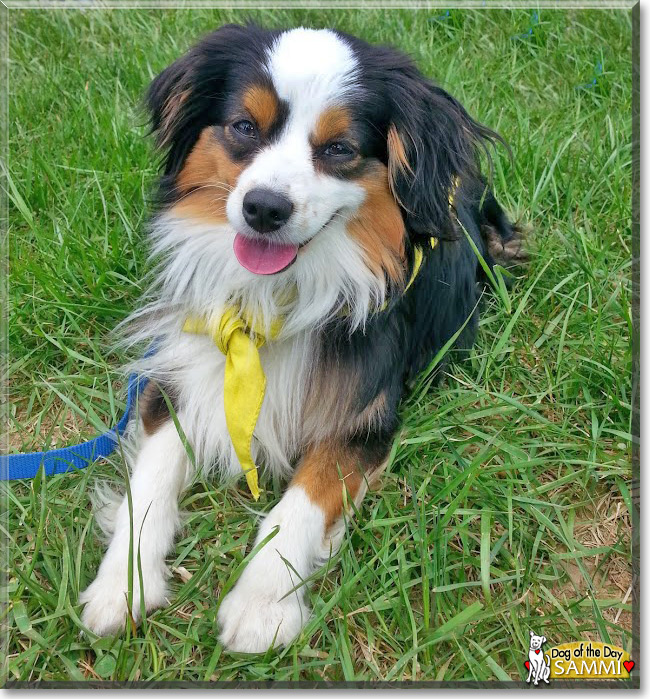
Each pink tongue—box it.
[234,233,298,275]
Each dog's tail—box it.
[478,190,529,281]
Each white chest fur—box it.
[138,327,313,482]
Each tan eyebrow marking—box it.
[241,84,280,133]
[312,105,352,146]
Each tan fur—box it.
[242,84,279,134]
[140,381,170,436]
[171,127,243,223]
[355,392,388,433]
[303,357,389,445]
[160,88,191,147]
[303,366,357,445]
[387,124,414,210]
[347,162,407,284]
[387,124,412,176]
[312,106,352,146]
[292,443,364,528]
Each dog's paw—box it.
[217,580,309,653]
[80,575,130,636]
[80,567,169,636]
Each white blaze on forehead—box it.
[266,28,359,116]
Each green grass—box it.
[4,6,635,684]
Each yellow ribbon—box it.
[449,175,460,208]
[183,309,281,500]
[182,177,459,498]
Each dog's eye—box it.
[324,142,354,157]
[233,120,257,138]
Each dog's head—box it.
[146,24,496,329]
[529,631,547,650]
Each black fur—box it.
[309,33,520,464]
[146,23,503,223]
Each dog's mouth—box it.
[233,210,341,276]
[233,235,299,275]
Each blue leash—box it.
[1,373,149,481]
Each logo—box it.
[525,631,551,685]
[524,634,635,682]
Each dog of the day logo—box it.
[524,632,635,682]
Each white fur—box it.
[267,28,359,106]
[217,486,329,652]
[80,208,374,637]
[80,421,191,635]
[127,316,312,480]
[131,214,384,340]
[82,206,380,638]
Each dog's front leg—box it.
[217,441,383,653]
[80,420,190,636]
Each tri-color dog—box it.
[80,24,525,652]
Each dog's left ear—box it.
[387,66,499,239]
[541,636,547,644]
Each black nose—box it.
[242,188,294,233]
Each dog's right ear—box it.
[146,24,252,176]
[530,630,535,637]
[385,56,501,241]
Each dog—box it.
[79,24,525,652]
[527,631,551,685]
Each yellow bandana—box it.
[183,177,460,498]
[183,309,281,500]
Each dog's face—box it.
[147,24,493,327]
[529,631,546,650]
[222,30,369,271]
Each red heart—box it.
[524,661,530,670]
[535,649,540,654]
[623,660,635,673]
